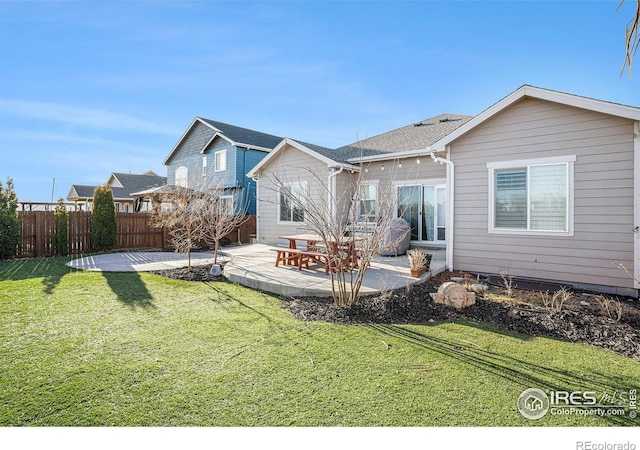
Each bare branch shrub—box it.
[540,287,573,314]
[596,295,623,322]
[499,271,514,298]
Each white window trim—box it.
[202,156,208,176]
[357,179,379,221]
[219,194,234,215]
[277,181,307,225]
[175,166,188,188]
[214,150,227,172]
[487,155,575,236]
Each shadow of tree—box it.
[101,272,155,309]
[369,323,638,426]
[0,257,72,294]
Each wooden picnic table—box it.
[275,234,360,273]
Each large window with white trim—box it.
[488,156,575,235]
[279,181,306,223]
[214,150,227,172]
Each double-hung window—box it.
[358,183,378,221]
[279,181,306,223]
[488,156,575,235]
[214,150,227,172]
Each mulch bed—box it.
[150,265,640,360]
[150,263,229,282]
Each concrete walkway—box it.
[66,251,217,272]
[222,244,445,297]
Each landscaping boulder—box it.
[431,282,476,309]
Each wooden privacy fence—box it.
[16,212,256,258]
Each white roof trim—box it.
[163,117,219,165]
[247,138,357,178]
[347,147,441,163]
[431,85,640,151]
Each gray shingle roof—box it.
[110,173,167,200]
[67,185,98,200]
[335,113,472,161]
[285,113,472,165]
[199,118,284,150]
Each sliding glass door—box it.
[397,183,446,243]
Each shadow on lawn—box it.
[0,257,71,294]
[370,323,638,426]
[204,281,289,333]
[101,271,155,309]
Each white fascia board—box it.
[247,138,357,178]
[106,173,123,188]
[430,85,640,152]
[347,147,437,163]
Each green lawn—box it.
[0,257,638,426]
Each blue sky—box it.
[1,0,638,202]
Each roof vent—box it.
[439,117,462,123]
[413,122,434,127]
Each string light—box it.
[398,161,402,168]
[416,157,420,164]
[381,163,385,171]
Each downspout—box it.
[328,165,345,222]
[430,151,454,272]
[251,173,260,243]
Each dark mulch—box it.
[150,264,229,283]
[281,278,640,360]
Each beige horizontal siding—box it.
[257,144,334,244]
[451,97,635,290]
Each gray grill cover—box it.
[380,218,411,256]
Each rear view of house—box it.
[249,85,639,297]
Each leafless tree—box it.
[150,185,205,272]
[270,166,407,307]
[150,180,248,271]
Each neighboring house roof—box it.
[163,117,284,165]
[67,185,98,201]
[107,172,167,201]
[431,84,640,151]
[68,172,167,202]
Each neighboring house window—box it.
[214,150,227,172]
[175,166,188,188]
[488,156,575,235]
[279,181,306,223]
[202,156,208,176]
[219,195,234,215]
[358,183,377,220]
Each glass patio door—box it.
[397,184,446,243]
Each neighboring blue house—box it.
[162,117,283,215]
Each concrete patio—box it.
[222,244,446,297]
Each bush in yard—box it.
[0,177,21,259]
[51,198,68,256]
[91,185,117,252]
